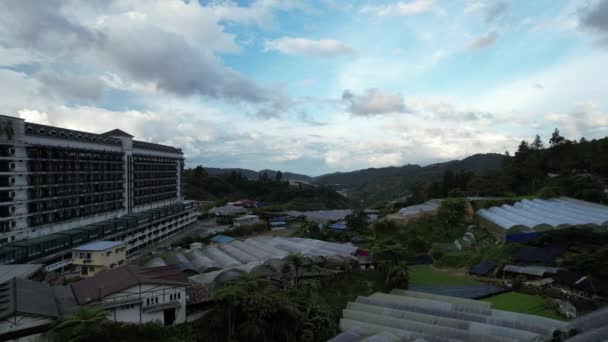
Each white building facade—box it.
[0,114,197,268]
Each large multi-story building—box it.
[0,115,197,270]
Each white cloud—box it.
[342,89,410,115]
[360,0,437,16]
[467,30,499,49]
[464,2,485,14]
[264,37,356,57]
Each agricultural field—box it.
[409,265,482,286]
[482,292,563,320]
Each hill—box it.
[205,167,312,182]
[313,153,507,204]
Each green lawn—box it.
[482,292,564,320]
[409,265,482,286]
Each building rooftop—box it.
[0,264,44,283]
[70,265,189,304]
[209,235,235,244]
[0,278,60,320]
[73,240,125,251]
[477,197,608,233]
[331,289,568,342]
[23,120,182,154]
[101,129,134,138]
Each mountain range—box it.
[203,153,506,203]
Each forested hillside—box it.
[314,154,506,204]
[183,166,348,210]
[405,130,608,205]
[205,167,312,182]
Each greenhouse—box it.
[477,197,608,234]
[182,237,359,288]
[331,290,568,341]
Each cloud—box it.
[264,37,356,57]
[0,0,294,117]
[360,0,437,16]
[579,0,608,45]
[580,0,608,33]
[426,102,495,121]
[342,89,410,115]
[37,70,104,102]
[483,1,508,23]
[467,30,499,49]
[546,103,608,139]
[464,2,484,14]
[0,0,100,53]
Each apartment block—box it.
[0,115,197,270]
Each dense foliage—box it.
[184,166,349,210]
[405,131,608,205]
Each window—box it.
[155,297,159,304]
[177,292,181,299]
[146,298,150,305]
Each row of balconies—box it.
[28,161,123,172]
[28,174,123,185]
[134,179,177,189]
[27,148,123,162]
[133,192,177,206]
[28,194,123,212]
[28,184,123,199]
[28,201,124,226]
[133,163,176,172]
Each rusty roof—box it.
[70,265,189,305]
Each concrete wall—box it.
[102,284,187,325]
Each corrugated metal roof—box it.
[0,264,44,283]
[0,278,59,320]
[503,265,560,277]
[73,240,125,251]
[71,265,189,304]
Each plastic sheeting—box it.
[143,257,167,268]
[188,248,221,273]
[477,197,608,231]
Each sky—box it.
[1,0,608,176]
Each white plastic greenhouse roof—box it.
[477,197,608,232]
[185,237,358,286]
[397,199,441,217]
[331,290,568,342]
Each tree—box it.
[49,306,109,342]
[346,209,368,233]
[549,128,565,147]
[210,274,314,341]
[282,253,306,288]
[515,140,530,157]
[386,261,409,289]
[193,165,208,178]
[531,134,544,150]
[275,170,283,182]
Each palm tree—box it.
[283,253,306,288]
[49,306,108,342]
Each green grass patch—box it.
[482,292,564,321]
[409,265,482,286]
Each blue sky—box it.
[1,0,607,176]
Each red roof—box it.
[70,265,189,304]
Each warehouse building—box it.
[0,115,197,270]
